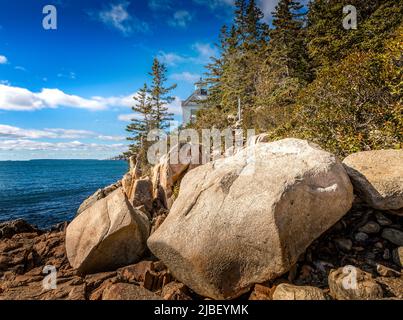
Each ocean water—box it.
[0,160,128,229]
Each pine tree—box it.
[269,0,310,81]
[204,0,269,128]
[148,58,177,130]
[252,0,309,132]
[125,83,152,160]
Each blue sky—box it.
[0,0,284,160]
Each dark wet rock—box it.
[375,213,392,226]
[383,249,391,260]
[355,232,369,242]
[334,238,353,252]
[0,219,40,239]
[382,228,403,246]
[359,221,381,234]
[393,247,403,268]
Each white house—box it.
[181,79,208,126]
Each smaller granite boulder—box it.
[343,150,403,211]
[328,266,383,300]
[393,247,403,267]
[66,188,150,274]
[272,283,326,300]
[76,181,121,216]
[102,283,162,300]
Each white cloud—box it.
[0,84,134,111]
[169,10,193,28]
[15,66,26,72]
[0,139,126,152]
[0,125,126,141]
[118,113,137,122]
[0,55,7,64]
[166,96,182,115]
[192,42,219,62]
[36,88,107,111]
[257,0,288,23]
[148,0,172,10]
[95,1,149,35]
[97,135,126,142]
[157,42,218,67]
[57,71,76,79]
[170,72,201,83]
[193,0,234,10]
[157,51,187,66]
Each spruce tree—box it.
[269,0,310,81]
[125,83,152,160]
[148,58,177,130]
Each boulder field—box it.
[1,138,402,300]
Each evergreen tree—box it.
[125,83,152,160]
[148,58,177,130]
[200,0,269,129]
[269,0,310,81]
[253,0,309,132]
[192,0,402,156]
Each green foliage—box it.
[125,58,177,164]
[148,58,177,130]
[287,50,401,156]
[193,0,402,157]
[126,83,151,160]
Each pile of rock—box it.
[1,138,402,300]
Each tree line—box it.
[126,0,402,163]
[192,0,402,156]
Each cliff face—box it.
[1,138,402,300]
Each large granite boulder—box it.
[148,138,353,299]
[343,150,403,211]
[66,188,150,274]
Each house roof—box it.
[182,90,208,108]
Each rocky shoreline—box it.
[0,138,402,300]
